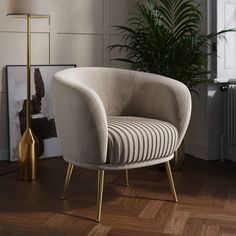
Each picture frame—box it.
[6,64,76,161]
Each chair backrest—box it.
[55,67,136,116]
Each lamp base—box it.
[19,128,39,181]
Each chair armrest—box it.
[52,74,108,165]
[129,72,192,149]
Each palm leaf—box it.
[108,0,235,92]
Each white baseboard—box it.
[185,142,209,160]
[227,145,236,162]
[185,143,220,161]
[0,149,9,161]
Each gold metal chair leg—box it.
[165,161,178,202]
[96,170,105,222]
[61,163,74,200]
[125,169,129,187]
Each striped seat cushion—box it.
[107,116,178,165]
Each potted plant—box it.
[108,0,234,169]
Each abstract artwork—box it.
[6,64,76,161]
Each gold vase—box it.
[19,128,38,181]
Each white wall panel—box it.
[0,32,50,93]
[52,34,103,66]
[109,34,129,69]
[53,0,103,28]
[110,0,137,26]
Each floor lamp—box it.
[7,0,50,181]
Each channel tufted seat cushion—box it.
[107,116,178,165]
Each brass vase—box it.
[19,128,38,181]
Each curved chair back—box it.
[54,67,136,116]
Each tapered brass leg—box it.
[96,170,105,222]
[125,169,129,187]
[61,163,74,200]
[165,161,178,202]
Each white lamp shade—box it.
[7,0,50,17]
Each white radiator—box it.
[227,84,236,146]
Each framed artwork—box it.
[6,64,76,161]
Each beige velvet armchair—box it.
[52,67,192,222]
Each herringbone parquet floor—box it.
[0,157,236,236]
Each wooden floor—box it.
[0,157,236,236]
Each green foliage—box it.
[108,0,235,93]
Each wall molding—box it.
[185,142,209,160]
[0,149,8,161]
[186,142,222,161]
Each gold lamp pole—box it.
[7,0,50,181]
[18,15,39,181]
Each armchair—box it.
[52,67,191,222]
